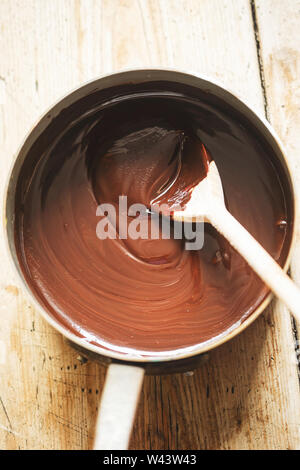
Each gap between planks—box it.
[250,0,300,382]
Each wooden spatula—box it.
[172,158,300,322]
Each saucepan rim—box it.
[3,67,297,363]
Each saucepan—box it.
[4,69,296,449]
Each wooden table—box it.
[0,0,299,450]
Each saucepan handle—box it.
[93,363,145,450]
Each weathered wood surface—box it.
[0,0,299,450]
[255,0,300,332]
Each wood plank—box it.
[255,0,300,335]
[0,0,298,449]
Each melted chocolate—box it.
[15,84,293,356]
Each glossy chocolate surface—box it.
[14,81,293,357]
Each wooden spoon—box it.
[172,158,300,322]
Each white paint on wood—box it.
[255,0,300,326]
[0,0,299,450]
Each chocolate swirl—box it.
[15,90,292,356]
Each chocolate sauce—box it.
[14,83,293,356]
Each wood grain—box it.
[255,0,300,334]
[0,0,299,450]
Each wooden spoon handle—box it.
[208,205,300,323]
[93,363,144,450]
